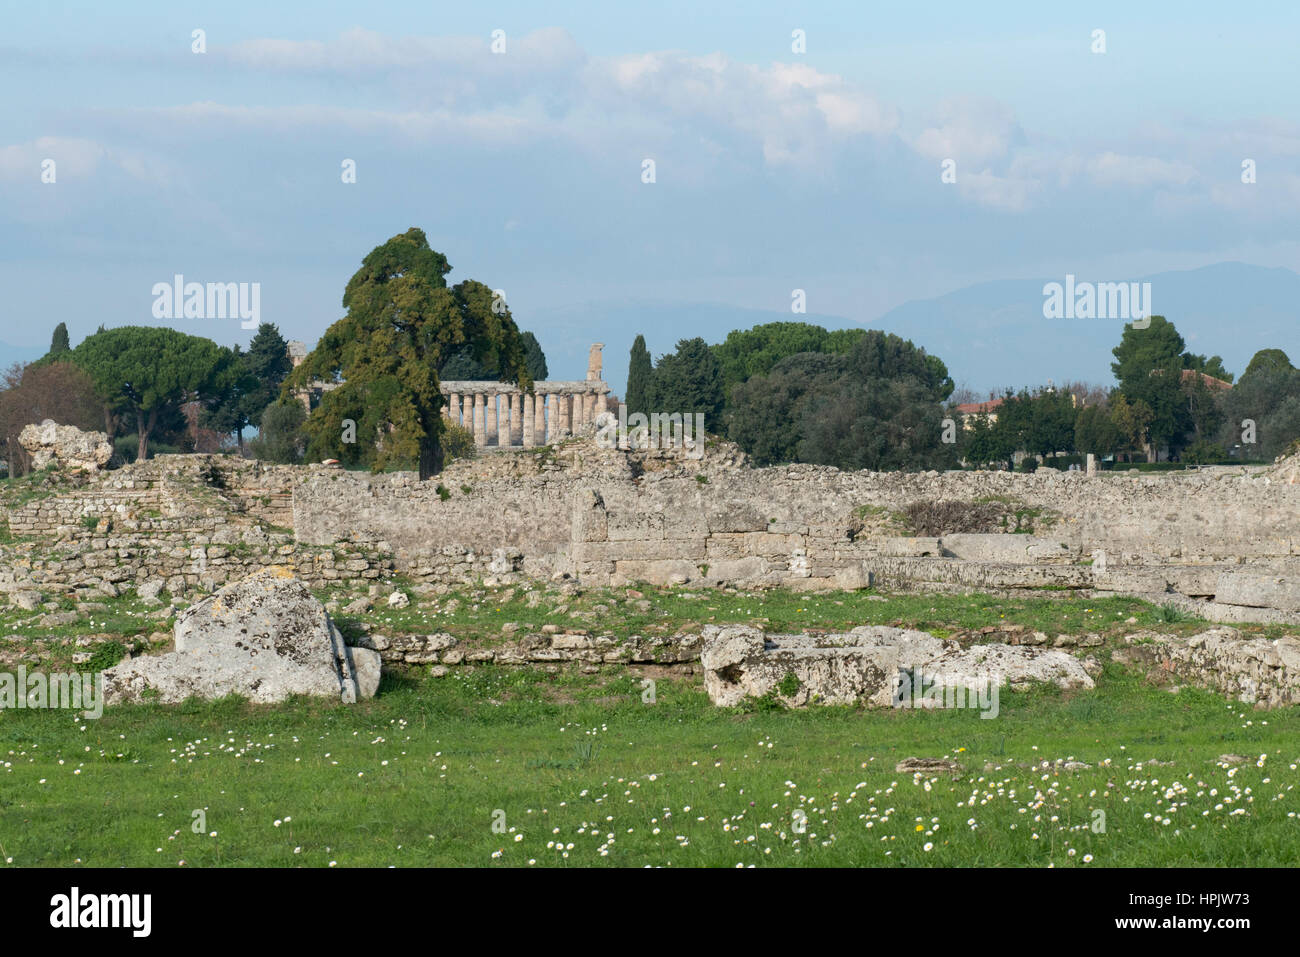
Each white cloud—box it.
[957,168,1040,212]
[911,97,1021,165]
[1085,151,1198,188]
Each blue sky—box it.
[3,1,1299,389]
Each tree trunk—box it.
[137,406,157,462]
[418,431,443,481]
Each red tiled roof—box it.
[956,398,1004,414]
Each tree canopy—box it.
[285,228,531,478]
[645,337,726,432]
[726,330,955,470]
[712,321,868,399]
[625,334,652,418]
[71,326,239,460]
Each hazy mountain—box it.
[872,262,1300,394]
[533,263,1300,399]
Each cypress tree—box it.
[625,334,652,417]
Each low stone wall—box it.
[1115,628,1300,708]
[358,623,1300,710]
[5,446,1300,624]
[357,629,700,671]
[0,528,394,599]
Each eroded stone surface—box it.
[1114,627,1300,707]
[699,624,1093,708]
[19,420,113,472]
[921,644,1095,693]
[104,567,379,706]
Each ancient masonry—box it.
[3,436,1299,629]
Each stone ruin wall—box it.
[294,450,1300,624]
[4,446,1299,624]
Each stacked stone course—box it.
[4,442,1300,624]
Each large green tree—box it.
[1242,348,1294,380]
[646,337,725,431]
[711,321,869,400]
[71,326,239,460]
[286,228,531,479]
[726,330,955,471]
[48,323,71,357]
[249,399,308,464]
[963,412,1016,469]
[1216,351,1300,460]
[439,329,547,382]
[725,352,844,465]
[1074,402,1121,458]
[204,323,291,450]
[1110,316,1199,460]
[625,334,652,418]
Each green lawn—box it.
[2,659,1297,867]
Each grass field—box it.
[3,592,1298,866]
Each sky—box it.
[3,1,1299,389]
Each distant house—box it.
[1146,366,1233,391]
[955,397,1004,429]
[1178,369,1233,391]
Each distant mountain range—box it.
[870,262,1300,394]
[534,263,1299,398]
[5,262,1295,400]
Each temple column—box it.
[487,392,500,446]
[522,393,536,448]
[473,394,486,446]
[535,393,548,444]
[509,393,522,446]
[558,393,572,437]
[447,393,460,426]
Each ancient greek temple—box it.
[288,341,612,450]
[442,344,611,448]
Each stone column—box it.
[535,393,548,444]
[522,393,535,447]
[506,394,518,446]
[558,393,572,437]
[447,393,460,426]
[473,394,486,447]
[487,393,499,446]
[1086,453,1097,476]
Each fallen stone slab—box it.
[921,644,1095,693]
[104,567,380,706]
[698,624,1093,707]
[699,624,899,708]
